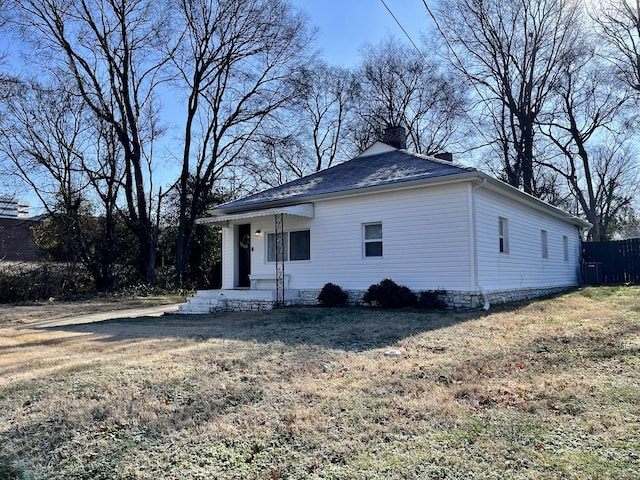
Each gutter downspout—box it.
[471,178,490,310]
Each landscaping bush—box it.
[417,289,448,309]
[363,278,417,308]
[317,282,349,307]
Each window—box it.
[267,232,288,262]
[563,235,569,262]
[364,223,383,257]
[541,230,548,258]
[290,230,311,261]
[498,217,509,253]
[267,230,310,262]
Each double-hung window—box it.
[498,217,509,253]
[266,230,310,262]
[363,223,383,257]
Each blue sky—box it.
[290,0,432,66]
[1,1,434,213]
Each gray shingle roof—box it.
[214,147,477,213]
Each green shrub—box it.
[317,282,349,307]
[417,290,448,309]
[363,279,417,308]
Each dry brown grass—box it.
[1,287,639,479]
[0,295,183,328]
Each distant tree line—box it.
[0,0,638,293]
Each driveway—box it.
[13,304,181,329]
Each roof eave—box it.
[205,171,590,230]
[208,171,481,216]
[477,173,592,229]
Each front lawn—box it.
[1,287,638,479]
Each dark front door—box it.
[237,224,251,288]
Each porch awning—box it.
[196,203,314,226]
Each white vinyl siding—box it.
[243,183,473,291]
[475,188,581,290]
[299,184,472,291]
[219,179,583,293]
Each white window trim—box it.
[363,222,383,258]
[498,217,509,254]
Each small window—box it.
[364,223,383,257]
[541,230,548,259]
[267,232,289,262]
[498,217,509,253]
[563,235,569,262]
[290,230,310,261]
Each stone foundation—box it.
[213,299,275,312]
[180,285,575,313]
[296,285,574,309]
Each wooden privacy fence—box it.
[581,238,640,284]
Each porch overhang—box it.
[196,203,314,226]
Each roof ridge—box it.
[213,149,476,212]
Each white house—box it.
[179,133,590,313]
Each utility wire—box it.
[379,0,502,159]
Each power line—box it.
[379,0,502,160]
[379,0,428,67]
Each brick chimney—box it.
[381,125,407,149]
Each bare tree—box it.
[0,78,127,288]
[295,62,358,171]
[0,80,89,213]
[586,144,639,240]
[172,0,315,285]
[354,37,466,155]
[538,41,634,240]
[82,114,126,289]
[10,0,172,283]
[593,0,640,96]
[435,0,580,195]
[0,0,16,99]
[616,208,640,239]
[247,129,310,187]
[249,61,358,189]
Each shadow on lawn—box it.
[36,300,538,352]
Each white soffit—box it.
[197,203,314,225]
